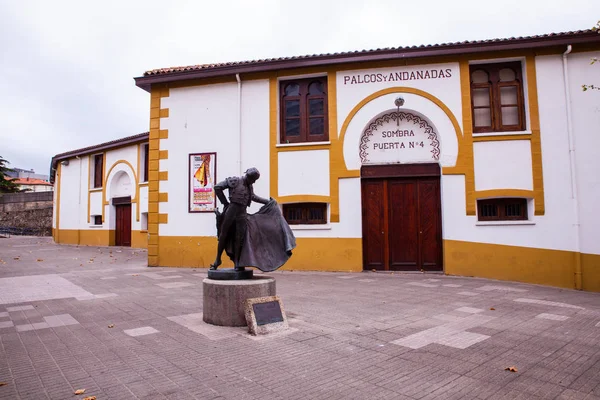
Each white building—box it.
[50,133,150,248]
[52,28,600,292]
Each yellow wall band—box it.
[525,55,545,216]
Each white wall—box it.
[160,79,270,236]
[55,143,146,232]
[568,50,600,255]
[291,177,362,238]
[441,54,585,252]
[278,150,329,196]
[56,157,88,230]
[473,141,533,191]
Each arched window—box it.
[470,62,525,133]
[280,77,328,143]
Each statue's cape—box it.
[216,200,296,272]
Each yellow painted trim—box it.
[339,170,361,179]
[443,239,600,292]
[156,236,362,271]
[87,155,91,223]
[338,86,465,175]
[525,55,545,216]
[101,159,139,226]
[472,134,532,142]
[52,229,147,249]
[158,150,168,160]
[475,189,535,199]
[458,60,476,214]
[278,195,331,204]
[327,69,341,222]
[158,192,168,202]
[136,144,141,222]
[102,152,106,222]
[158,214,168,224]
[55,164,62,242]
[139,182,149,187]
[269,78,278,202]
[276,144,331,152]
[147,85,169,265]
[581,253,600,292]
[158,171,168,181]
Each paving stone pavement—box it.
[1,236,599,400]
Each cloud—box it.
[1,0,599,175]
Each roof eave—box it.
[133,33,600,92]
[49,133,149,184]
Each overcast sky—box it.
[1,0,599,177]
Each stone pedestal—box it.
[203,277,276,327]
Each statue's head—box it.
[245,167,260,184]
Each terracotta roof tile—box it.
[142,29,597,77]
[13,178,52,186]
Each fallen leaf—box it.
[371,269,376,272]
[13,257,19,260]
[0,382,7,386]
[83,397,96,400]
[108,324,115,328]
[36,259,44,262]
[505,366,518,372]
[74,389,86,395]
[490,307,496,310]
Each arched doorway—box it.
[360,111,443,271]
[108,170,133,247]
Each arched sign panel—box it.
[359,112,440,165]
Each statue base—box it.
[203,277,276,326]
[207,268,253,280]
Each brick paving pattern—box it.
[0,236,599,399]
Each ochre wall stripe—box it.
[525,55,545,215]
[148,85,170,266]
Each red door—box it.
[115,204,132,247]
[361,179,387,270]
[361,164,442,271]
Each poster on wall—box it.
[189,152,217,213]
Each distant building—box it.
[51,28,600,292]
[6,167,50,182]
[12,177,53,192]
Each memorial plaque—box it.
[244,295,289,335]
[253,301,284,325]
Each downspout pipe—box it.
[236,73,242,175]
[562,44,582,290]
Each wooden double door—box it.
[361,164,442,271]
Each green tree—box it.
[582,20,600,92]
[0,156,20,193]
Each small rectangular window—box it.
[141,212,148,231]
[142,144,149,182]
[282,203,327,225]
[93,154,103,188]
[93,215,102,225]
[477,198,527,221]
